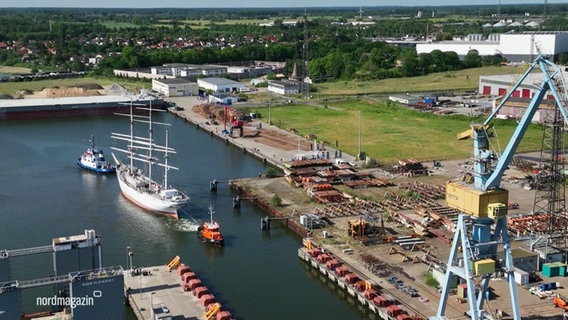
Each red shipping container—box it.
[345,273,360,284]
[387,304,402,316]
[200,294,217,308]
[335,266,349,277]
[364,288,377,299]
[177,265,191,277]
[373,295,391,307]
[326,259,341,269]
[216,311,232,320]
[187,279,203,291]
[194,286,209,298]
[182,271,198,283]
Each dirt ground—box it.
[243,122,313,151]
[13,83,122,99]
[191,103,313,151]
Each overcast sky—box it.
[5,0,568,8]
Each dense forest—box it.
[0,4,565,81]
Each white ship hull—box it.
[116,164,188,218]
[111,102,189,219]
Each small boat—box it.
[198,205,224,246]
[111,101,189,218]
[77,134,116,173]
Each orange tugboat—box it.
[198,205,224,246]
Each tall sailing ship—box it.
[111,102,189,218]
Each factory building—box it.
[388,95,423,105]
[152,78,198,97]
[417,32,568,62]
[478,71,567,122]
[153,63,228,78]
[268,80,300,95]
[208,93,237,105]
[197,77,247,93]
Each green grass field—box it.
[317,65,524,96]
[0,66,32,74]
[178,18,280,29]
[100,21,141,29]
[251,99,545,165]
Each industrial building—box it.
[268,80,300,95]
[153,63,228,78]
[114,64,228,81]
[416,32,568,62]
[227,65,272,79]
[388,95,422,105]
[0,230,126,319]
[152,78,199,97]
[197,77,247,93]
[478,71,567,122]
[208,93,237,105]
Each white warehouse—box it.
[197,78,246,93]
[152,79,198,97]
[416,32,568,62]
[268,80,300,95]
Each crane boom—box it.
[480,56,568,191]
[447,55,568,216]
[435,55,568,320]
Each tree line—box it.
[0,4,566,80]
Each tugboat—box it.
[198,205,224,246]
[77,134,116,173]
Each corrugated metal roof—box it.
[199,77,242,86]
[155,78,193,85]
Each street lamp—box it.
[150,292,156,319]
[126,246,133,271]
[358,110,362,160]
[129,249,134,272]
[268,90,272,126]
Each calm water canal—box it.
[0,113,375,319]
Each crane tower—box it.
[301,10,310,99]
[433,55,568,320]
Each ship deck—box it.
[124,265,206,320]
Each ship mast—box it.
[129,100,134,170]
[164,130,169,189]
[209,205,215,224]
[147,100,153,182]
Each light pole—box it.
[126,246,133,271]
[268,90,272,126]
[358,110,362,160]
[129,248,133,272]
[150,292,155,319]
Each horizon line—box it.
[0,3,553,9]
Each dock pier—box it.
[124,265,207,319]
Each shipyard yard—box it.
[2,90,567,320]
[166,95,568,320]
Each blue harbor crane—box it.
[433,54,568,320]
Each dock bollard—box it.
[261,216,271,230]
[232,196,241,209]
[210,179,218,192]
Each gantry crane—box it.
[434,54,568,320]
